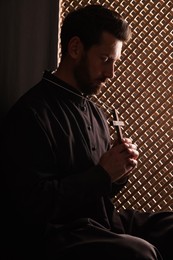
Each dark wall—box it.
[0,0,59,118]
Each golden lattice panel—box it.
[59,0,173,211]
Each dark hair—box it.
[60,4,131,57]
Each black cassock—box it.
[1,71,172,259]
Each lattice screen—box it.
[58,0,173,212]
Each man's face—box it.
[74,32,123,95]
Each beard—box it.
[74,54,106,96]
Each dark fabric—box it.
[45,218,162,260]
[1,71,172,259]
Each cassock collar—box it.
[43,70,87,107]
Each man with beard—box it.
[1,4,172,260]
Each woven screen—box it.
[58,0,173,212]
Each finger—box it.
[128,158,138,168]
[122,137,133,144]
[128,148,139,159]
[128,143,138,150]
[120,142,138,154]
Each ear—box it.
[67,36,84,60]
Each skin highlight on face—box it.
[74,32,123,95]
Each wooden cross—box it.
[111,109,124,144]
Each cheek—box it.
[88,60,103,78]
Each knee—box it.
[121,234,161,260]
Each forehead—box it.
[94,31,123,59]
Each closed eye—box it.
[101,56,109,63]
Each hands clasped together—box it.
[99,138,139,182]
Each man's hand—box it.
[99,138,139,182]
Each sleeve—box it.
[1,107,113,224]
[110,176,128,197]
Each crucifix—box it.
[111,109,124,144]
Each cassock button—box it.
[92,146,96,151]
[88,125,92,130]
